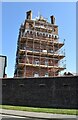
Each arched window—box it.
[49,34,51,38]
[46,34,48,37]
[43,33,45,37]
[54,35,58,39]
[37,32,40,36]
[30,31,33,35]
[27,30,29,34]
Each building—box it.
[14,10,66,78]
[0,55,7,78]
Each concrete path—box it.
[0,109,78,120]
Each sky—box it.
[1,2,76,77]
[76,2,78,73]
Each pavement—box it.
[0,109,78,120]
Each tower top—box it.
[50,15,55,24]
[26,10,32,20]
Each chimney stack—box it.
[26,10,32,20]
[50,15,55,24]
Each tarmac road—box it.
[0,109,77,120]
[1,114,77,120]
[2,114,72,120]
[1,114,44,120]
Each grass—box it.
[0,105,78,115]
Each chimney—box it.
[26,10,32,20]
[50,15,55,24]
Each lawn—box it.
[0,105,78,115]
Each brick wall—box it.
[1,76,78,109]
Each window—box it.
[42,50,47,53]
[46,34,48,37]
[25,29,27,33]
[2,84,6,86]
[49,34,51,38]
[27,30,29,34]
[45,60,48,66]
[37,32,40,36]
[50,50,54,53]
[34,60,39,65]
[43,33,45,37]
[52,28,55,32]
[30,31,32,34]
[40,33,42,36]
[19,84,24,87]
[54,35,58,39]
[34,73,39,77]
[45,73,49,77]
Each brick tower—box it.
[14,10,66,78]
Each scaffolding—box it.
[14,11,66,78]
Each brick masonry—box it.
[1,76,78,109]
